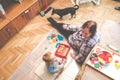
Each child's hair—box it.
[42,52,52,62]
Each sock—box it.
[47,17,58,26]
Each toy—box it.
[94,62,100,68]
[47,33,64,44]
[114,60,120,69]
[55,43,70,58]
[56,42,60,48]
[40,6,52,17]
[96,48,101,54]
[89,53,98,64]
[57,34,64,41]
[40,11,45,17]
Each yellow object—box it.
[114,63,120,69]
[109,57,112,62]
[52,37,57,42]
[98,57,103,63]
[49,40,53,44]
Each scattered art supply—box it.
[47,33,64,44]
[107,44,119,53]
[114,60,120,69]
[40,6,52,17]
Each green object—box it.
[45,47,48,50]
[94,63,99,68]
[107,44,120,53]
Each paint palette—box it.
[98,51,113,66]
[87,45,120,80]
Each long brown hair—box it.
[82,20,97,38]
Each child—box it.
[42,52,66,74]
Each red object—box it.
[55,43,70,58]
[96,48,101,53]
[115,60,119,63]
[98,51,112,64]
[90,59,95,64]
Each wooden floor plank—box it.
[0,0,120,79]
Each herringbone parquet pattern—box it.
[0,0,120,80]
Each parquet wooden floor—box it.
[0,0,120,80]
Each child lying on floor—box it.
[42,52,66,74]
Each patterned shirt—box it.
[66,24,100,64]
[45,60,65,74]
[46,60,58,74]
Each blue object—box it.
[57,34,64,41]
[48,67,56,74]
[40,11,45,17]
[56,42,60,48]
[47,36,52,40]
